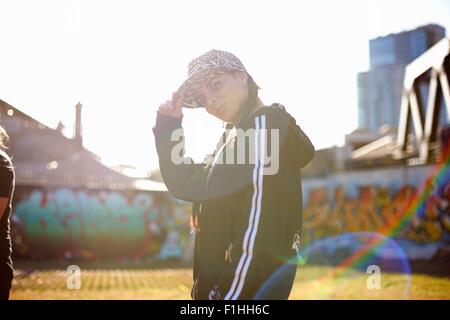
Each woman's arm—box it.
[153,94,212,202]
[0,164,13,220]
[153,111,212,202]
[0,198,8,221]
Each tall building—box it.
[358,24,446,132]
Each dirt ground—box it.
[9,252,450,300]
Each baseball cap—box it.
[175,49,248,108]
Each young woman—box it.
[153,49,315,300]
[0,125,15,300]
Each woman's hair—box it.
[0,125,9,150]
[241,74,260,122]
[225,72,260,129]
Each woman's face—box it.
[195,71,248,123]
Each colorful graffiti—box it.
[10,188,192,260]
[11,164,450,261]
[303,177,450,245]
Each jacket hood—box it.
[253,103,315,169]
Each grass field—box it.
[9,260,450,300]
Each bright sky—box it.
[1,0,449,172]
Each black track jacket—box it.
[153,103,315,300]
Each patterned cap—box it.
[175,49,248,108]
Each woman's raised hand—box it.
[158,92,183,118]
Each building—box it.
[0,99,166,191]
[0,99,188,260]
[358,24,446,132]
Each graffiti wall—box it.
[10,188,192,260]
[302,164,450,249]
[11,163,450,261]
